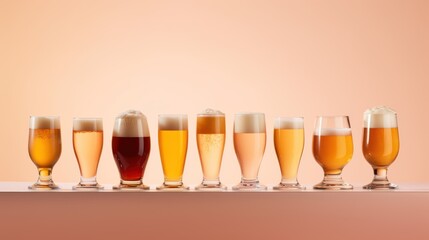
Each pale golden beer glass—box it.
[273,117,305,190]
[195,109,226,191]
[313,116,353,190]
[363,106,399,189]
[28,116,61,190]
[233,113,267,191]
[73,118,103,190]
[157,114,189,190]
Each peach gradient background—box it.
[0,0,428,188]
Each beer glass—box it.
[313,116,353,190]
[273,117,305,190]
[362,106,399,189]
[73,118,103,190]
[28,116,61,190]
[112,110,151,190]
[195,109,227,191]
[157,114,189,190]
[233,113,267,191]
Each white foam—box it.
[234,113,265,133]
[158,114,188,130]
[113,110,150,137]
[274,117,303,129]
[29,116,60,129]
[364,106,398,128]
[198,108,224,116]
[314,128,352,136]
[73,118,103,131]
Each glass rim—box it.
[197,113,225,117]
[29,115,60,119]
[73,117,102,121]
[274,116,304,121]
[234,112,264,116]
[158,114,187,117]
[316,115,349,119]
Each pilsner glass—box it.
[112,110,151,190]
[157,114,189,190]
[362,106,399,189]
[72,118,103,190]
[233,113,267,191]
[28,116,61,190]
[273,117,305,190]
[195,109,227,191]
[313,116,353,190]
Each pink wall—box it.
[1,0,428,187]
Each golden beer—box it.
[363,106,399,189]
[313,131,353,175]
[29,129,61,168]
[197,113,225,181]
[28,116,61,190]
[157,114,189,190]
[274,128,304,180]
[363,128,399,167]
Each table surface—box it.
[1,182,428,240]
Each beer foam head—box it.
[73,118,103,131]
[198,108,225,117]
[113,110,150,137]
[158,114,188,130]
[314,128,352,136]
[364,106,397,128]
[274,117,303,129]
[234,113,265,133]
[29,116,60,129]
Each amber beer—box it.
[73,118,103,189]
[157,114,189,190]
[363,106,399,189]
[273,117,305,190]
[112,110,151,190]
[196,110,226,190]
[28,116,61,190]
[313,128,353,175]
[233,113,267,191]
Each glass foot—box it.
[273,182,306,190]
[113,180,149,190]
[314,174,353,190]
[363,182,397,190]
[156,183,189,191]
[73,183,104,190]
[195,182,227,191]
[232,179,267,191]
[28,182,59,190]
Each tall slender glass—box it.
[72,118,103,190]
[313,116,353,190]
[157,114,189,190]
[233,113,267,191]
[195,109,227,191]
[273,117,305,190]
[363,106,399,189]
[28,116,61,190]
[112,110,151,190]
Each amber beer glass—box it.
[195,109,226,190]
[157,114,189,190]
[73,118,103,190]
[363,106,399,189]
[28,116,61,190]
[273,117,305,190]
[313,116,353,190]
[112,110,151,190]
[233,113,267,191]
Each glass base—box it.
[232,179,267,191]
[314,174,353,190]
[156,184,189,191]
[73,183,104,190]
[195,182,227,191]
[273,182,306,190]
[113,180,149,190]
[363,182,398,190]
[28,182,59,190]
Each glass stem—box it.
[38,168,53,184]
[373,168,389,183]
